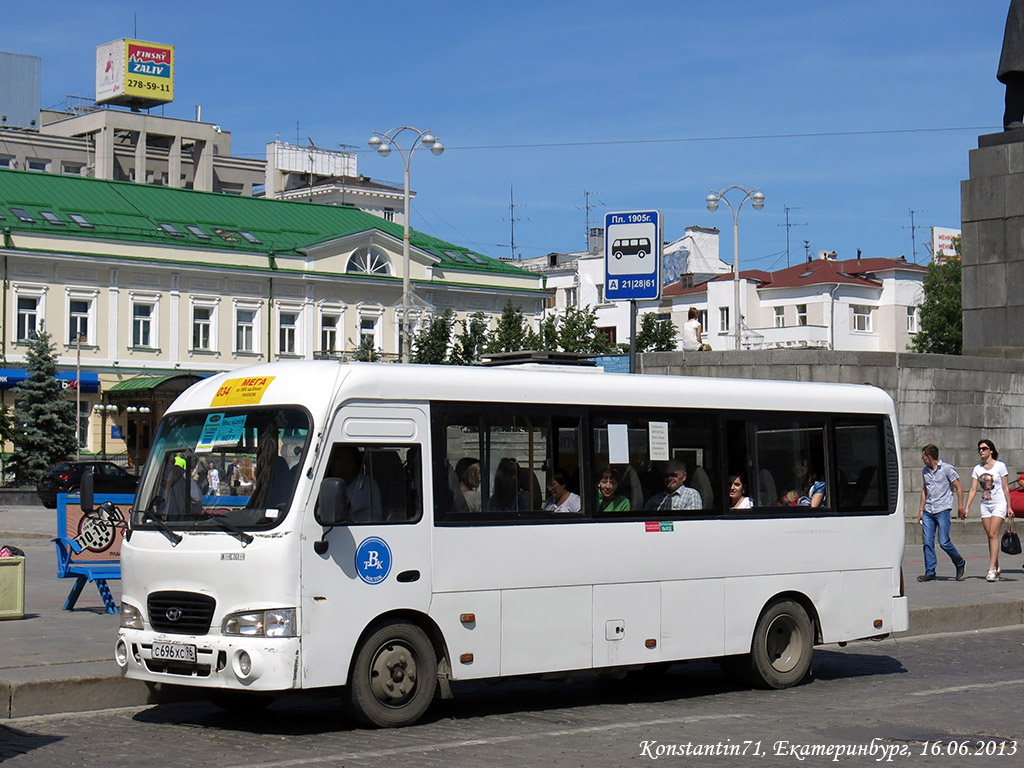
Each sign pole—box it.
[628,300,637,374]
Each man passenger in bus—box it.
[543,469,582,514]
[491,457,529,511]
[327,444,382,522]
[643,460,702,512]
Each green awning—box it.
[108,374,185,392]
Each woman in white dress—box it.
[681,307,703,351]
[965,438,1013,581]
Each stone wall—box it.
[638,349,1024,519]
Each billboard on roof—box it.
[96,39,174,109]
[931,226,961,261]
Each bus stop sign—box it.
[604,210,662,301]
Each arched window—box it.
[347,246,392,276]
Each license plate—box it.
[152,641,197,663]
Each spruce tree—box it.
[11,328,78,485]
[451,311,489,365]
[488,299,529,353]
[411,309,454,364]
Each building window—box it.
[26,158,48,172]
[596,284,605,304]
[383,208,395,222]
[62,162,85,176]
[321,313,340,353]
[597,326,617,345]
[132,303,155,347]
[69,299,90,344]
[279,311,298,355]
[852,304,873,333]
[774,306,785,328]
[565,287,578,308]
[236,309,257,353]
[907,306,919,333]
[797,304,808,326]
[78,401,90,450]
[360,316,378,349]
[192,306,213,351]
[719,306,730,333]
[17,296,39,341]
[347,246,392,276]
[0,155,14,168]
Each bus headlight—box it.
[120,602,144,630]
[222,608,296,638]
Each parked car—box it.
[37,461,139,508]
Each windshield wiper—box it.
[143,509,183,546]
[201,511,254,546]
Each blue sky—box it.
[0,1,1008,269]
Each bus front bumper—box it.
[115,629,300,691]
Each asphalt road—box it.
[2,626,1023,768]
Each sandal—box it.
[986,569,998,582]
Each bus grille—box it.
[148,591,216,634]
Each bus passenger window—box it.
[325,444,421,524]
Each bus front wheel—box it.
[346,622,438,728]
[749,599,813,689]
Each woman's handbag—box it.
[1001,519,1022,556]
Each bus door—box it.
[299,404,431,688]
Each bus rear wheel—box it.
[749,599,813,689]
[346,622,437,728]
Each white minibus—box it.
[91,361,908,727]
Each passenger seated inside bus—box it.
[491,457,530,512]
[154,453,203,520]
[543,468,582,514]
[595,466,630,515]
[326,444,383,522]
[728,474,753,509]
[643,460,702,512]
[455,457,482,513]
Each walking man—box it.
[918,444,967,582]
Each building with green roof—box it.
[0,167,547,461]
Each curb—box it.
[4,603,1023,720]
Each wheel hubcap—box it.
[368,641,418,706]
[764,614,804,673]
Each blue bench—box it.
[53,492,134,614]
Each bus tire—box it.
[346,622,437,728]
[749,599,813,689]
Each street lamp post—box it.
[367,126,444,364]
[706,186,765,351]
[125,405,152,471]
[92,403,118,461]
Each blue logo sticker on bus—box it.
[355,537,392,585]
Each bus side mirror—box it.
[80,470,95,514]
[317,477,350,527]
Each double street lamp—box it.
[367,126,444,363]
[706,186,765,350]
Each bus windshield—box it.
[131,406,311,531]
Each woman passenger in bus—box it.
[544,468,582,514]
[596,466,630,515]
[490,457,529,512]
[728,474,753,509]
[456,457,482,513]
[236,456,256,495]
[806,466,827,508]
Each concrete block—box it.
[962,175,1006,221]
[969,144,1009,178]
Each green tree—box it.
[10,328,78,486]
[412,309,454,364]
[350,335,381,362]
[528,315,560,352]
[558,305,613,354]
[635,312,678,353]
[910,238,962,355]
[488,299,530,353]
[451,311,489,365]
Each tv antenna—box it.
[778,206,806,267]
[905,209,927,263]
[577,190,605,251]
[504,184,528,259]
